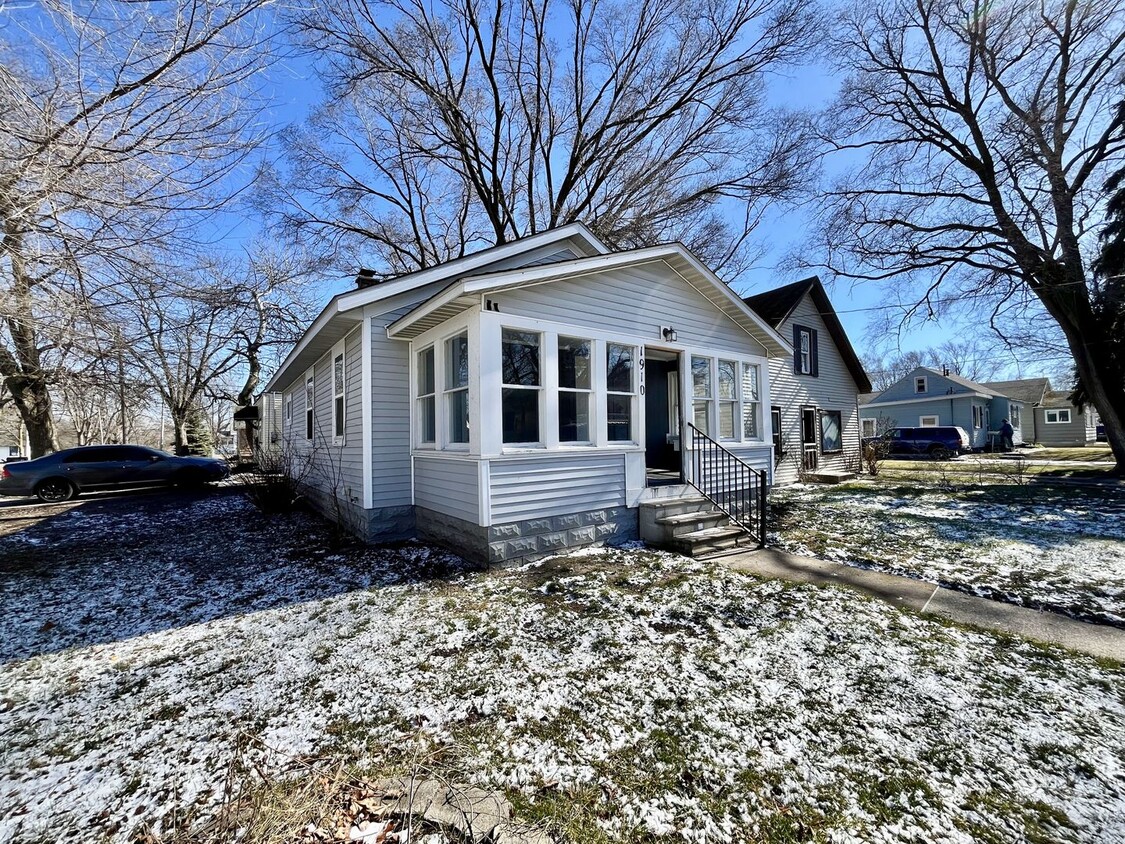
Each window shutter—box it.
[810,329,820,377]
[792,324,801,374]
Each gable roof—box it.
[938,370,1003,397]
[742,276,872,393]
[387,243,793,357]
[983,377,1052,405]
[265,223,609,392]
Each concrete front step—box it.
[639,496,714,518]
[656,510,731,538]
[670,525,748,556]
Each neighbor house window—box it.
[692,356,712,433]
[332,352,346,441]
[1045,409,1071,424]
[284,392,292,424]
[972,406,981,429]
[919,415,939,427]
[861,418,876,438]
[742,363,761,439]
[558,336,592,443]
[305,374,314,440]
[799,330,812,374]
[445,332,470,444]
[915,376,927,394]
[718,360,738,439]
[606,343,636,442]
[417,346,436,444]
[1011,406,1021,427]
[820,410,842,453]
[502,328,541,444]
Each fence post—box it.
[758,468,768,547]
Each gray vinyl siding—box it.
[1034,407,1093,446]
[370,300,423,509]
[489,453,626,522]
[988,397,1024,445]
[770,295,864,485]
[414,456,479,522]
[496,263,767,357]
[872,367,971,404]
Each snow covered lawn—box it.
[2,491,1125,843]
[771,481,1125,626]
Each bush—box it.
[243,446,312,514]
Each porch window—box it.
[718,360,737,439]
[558,336,592,443]
[445,332,469,444]
[332,352,345,441]
[502,329,541,444]
[691,356,711,433]
[820,410,842,453]
[304,374,314,441]
[606,343,635,442]
[417,346,436,444]
[742,363,760,439]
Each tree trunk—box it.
[237,348,260,407]
[3,375,60,458]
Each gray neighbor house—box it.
[263,224,869,563]
[860,369,1099,448]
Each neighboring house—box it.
[0,445,20,460]
[983,378,1099,447]
[860,367,1024,450]
[743,278,872,484]
[264,223,794,564]
[253,392,284,456]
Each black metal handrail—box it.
[685,423,768,547]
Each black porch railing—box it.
[686,423,768,547]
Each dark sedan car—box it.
[0,445,229,502]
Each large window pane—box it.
[446,333,469,389]
[502,329,540,386]
[743,363,760,439]
[420,396,435,443]
[607,394,632,442]
[606,343,633,393]
[820,410,842,453]
[559,391,590,442]
[719,402,735,438]
[502,388,539,443]
[558,337,591,389]
[418,348,435,395]
[447,391,469,443]
[693,400,710,432]
[692,356,711,398]
[718,360,736,400]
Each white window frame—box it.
[1010,406,1021,428]
[558,335,594,445]
[331,342,346,445]
[819,409,844,454]
[284,392,292,424]
[861,418,876,438]
[415,344,436,448]
[741,362,762,441]
[444,331,470,448]
[1045,408,1071,424]
[691,355,713,436]
[798,329,812,375]
[605,342,638,445]
[501,327,544,447]
[304,371,314,442]
[919,415,939,427]
[716,359,739,440]
[972,405,981,429]
[915,376,927,394]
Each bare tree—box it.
[811,0,1125,469]
[0,0,277,457]
[265,0,819,278]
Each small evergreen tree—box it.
[182,406,214,456]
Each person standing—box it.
[999,418,1014,452]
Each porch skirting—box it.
[417,505,638,565]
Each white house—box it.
[265,224,868,563]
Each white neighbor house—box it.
[265,224,865,563]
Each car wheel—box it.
[35,478,76,503]
[929,445,954,461]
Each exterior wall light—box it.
[662,326,678,342]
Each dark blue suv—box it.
[864,426,970,460]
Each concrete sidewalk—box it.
[725,548,1125,662]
